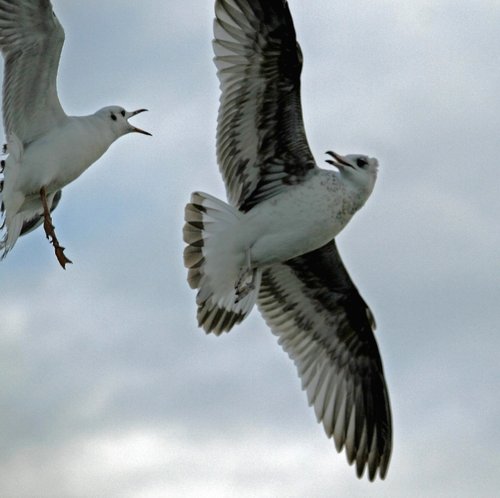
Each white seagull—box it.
[0,0,151,268]
[183,0,392,481]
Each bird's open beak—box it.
[325,150,353,169]
[129,109,152,136]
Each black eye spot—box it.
[120,110,125,117]
[111,113,117,121]
[356,158,368,168]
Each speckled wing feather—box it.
[258,239,392,480]
[214,0,316,212]
[0,0,67,144]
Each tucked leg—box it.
[40,187,72,269]
[235,249,255,302]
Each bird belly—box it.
[241,172,353,267]
[16,122,111,202]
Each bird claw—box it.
[235,268,255,302]
[54,245,72,269]
[235,281,255,303]
[40,187,72,269]
[46,229,72,269]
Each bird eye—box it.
[120,110,125,117]
[111,113,117,121]
[356,158,368,168]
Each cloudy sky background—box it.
[0,0,499,496]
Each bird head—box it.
[325,150,378,192]
[99,106,152,137]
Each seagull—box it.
[183,0,392,481]
[0,0,151,268]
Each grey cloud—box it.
[0,1,499,496]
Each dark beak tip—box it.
[134,128,152,136]
[129,108,150,135]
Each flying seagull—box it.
[0,0,151,268]
[183,0,392,481]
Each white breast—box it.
[16,116,117,197]
[235,170,365,267]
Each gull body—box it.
[11,107,146,213]
[0,1,151,266]
[184,0,391,481]
[217,164,377,270]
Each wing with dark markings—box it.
[258,239,392,480]
[214,0,316,212]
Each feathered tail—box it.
[0,134,25,258]
[183,191,261,334]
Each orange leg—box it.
[40,187,72,269]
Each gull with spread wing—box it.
[184,0,392,481]
[0,0,151,268]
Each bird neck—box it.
[341,174,374,214]
[63,115,119,165]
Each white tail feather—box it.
[183,191,261,334]
[0,134,25,257]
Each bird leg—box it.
[40,187,72,269]
[235,249,255,302]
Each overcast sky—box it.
[0,1,499,497]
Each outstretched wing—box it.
[0,0,67,144]
[258,239,392,481]
[214,0,316,212]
